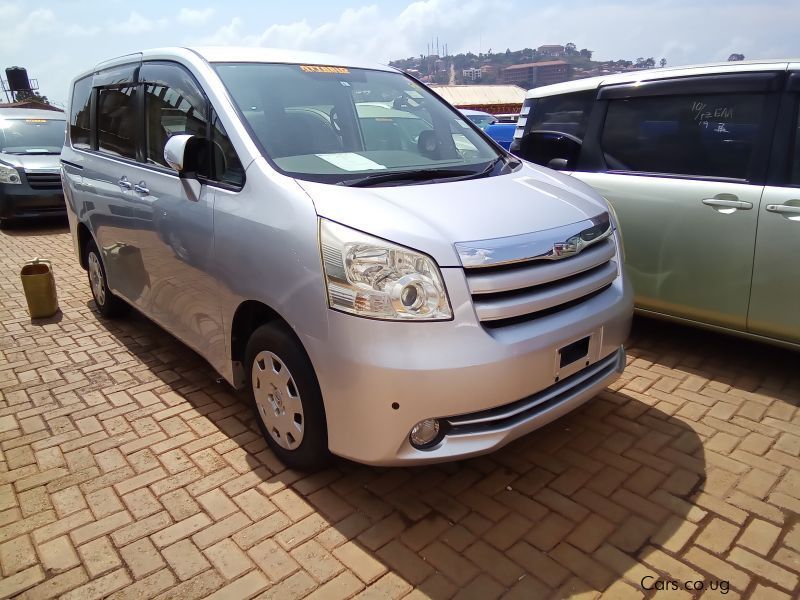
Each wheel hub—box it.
[251,351,304,450]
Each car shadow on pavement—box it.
[78,295,737,598]
[0,216,69,236]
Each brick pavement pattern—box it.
[1,222,799,599]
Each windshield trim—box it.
[212,62,508,186]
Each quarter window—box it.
[211,115,245,187]
[141,63,208,168]
[70,76,92,149]
[97,86,138,159]
[601,93,766,180]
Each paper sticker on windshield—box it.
[316,153,386,171]
[300,65,350,74]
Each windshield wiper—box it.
[336,157,508,188]
[337,168,475,187]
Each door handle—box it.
[133,181,150,195]
[117,176,132,190]
[702,198,753,210]
[766,203,800,216]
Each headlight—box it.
[605,199,625,261]
[0,163,21,184]
[320,219,452,321]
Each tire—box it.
[245,322,330,471]
[0,219,10,230]
[85,239,128,318]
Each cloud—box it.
[110,11,167,34]
[0,7,57,53]
[197,0,514,63]
[177,8,215,24]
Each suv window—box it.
[141,62,208,169]
[516,90,594,168]
[97,85,138,159]
[70,76,92,149]
[601,93,766,180]
[529,91,595,139]
[791,102,800,185]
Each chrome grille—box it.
[458,214,618,326]
[25,172,62,190]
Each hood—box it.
[298,162,608,267]
[0,152,61,171]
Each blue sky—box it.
[2,0,798,106]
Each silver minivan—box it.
[62,47,633,469]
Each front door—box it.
[573,78,777,331]
[134,61,220,354]
[748,81,800,344]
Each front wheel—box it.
[86,239,127,318]
[245,323,330,471]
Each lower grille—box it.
[444,349,622,435]
[25,172,62,190]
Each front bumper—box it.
[303,267,633,465]
[0,183,66,220]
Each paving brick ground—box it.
[1,220,799,599]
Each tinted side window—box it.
[791,103,800,185]
[97,86,138,159]
[211,116,244,187]
[141,62,208,168]
[70,76,92,149]
[529,91,595,139]
[601,93,766,180]
[516,91,594,168]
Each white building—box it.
[462,67,482,82]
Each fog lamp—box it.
[409,419,441,448]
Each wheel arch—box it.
[229,300,316,388]
[76,221,92,270]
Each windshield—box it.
[0,118,65,154]
[214,63,501,184]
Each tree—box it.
[565,42,577,56]
[579,48,593,60]
[659,58,667,68]
[13,90,50,105]
[728,53,745,61]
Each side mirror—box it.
[163,134,204,178]
[547,158,570,170]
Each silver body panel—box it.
[62,47,632,465]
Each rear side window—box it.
[141,62,208,168]
[70,76,92,149]
[97,86,138,159]
[601,93,767,180]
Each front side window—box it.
[214,63,502,185]
[97,85,138,159]
[791,102,800,185]
[70,76,92,149]
[601,93,766,180]
[515,91,594,168]
[0,118,65,154]
[141,63,208,169]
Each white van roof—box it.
[525,58,794,99]
[84,46,395,79]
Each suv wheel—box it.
[245,323,330,471]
